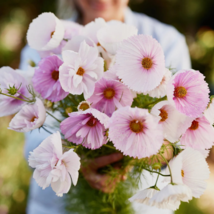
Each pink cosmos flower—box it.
[28,132,80,196]
[87,78,133,117]
[27,12,64,51]
[167,69,209,117]
[151,101,192,142]
[9,98,46,132]
[59,41,104,99]
[0,67,29,117]
[60,108,109,149]
[166,148,210,198]
[148,68,172,98]
[180,115,214,150]
[108,106,163,158]
[32,55,68,102]
[115,35,165,93]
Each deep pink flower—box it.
[109,106,163,158]
[32,55,68,102]
[87,78,133,116]
[60,108,109,149]
[167,69,209,117]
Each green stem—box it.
[102,144,116,150]
[155,169,160,186]
[143,167,170,177]
[41,126,53,135]
[0,92,29,102]
[143,96,167,108]
[46,111,62,123]
[160,153,173,183]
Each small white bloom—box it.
[77,101,91,111]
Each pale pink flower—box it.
[149,184,192,210]
[204,97,214,125]
[28,132,80,196]
[108,106,163,158]
[0,67,29,117]
[180,115,214,150]
[148,68,171,98]
[59,41,104,99]
[115,35,165,93]
[151,101,192,142]
[32,55,68,102]
[9,98,46,132]
[87,78,133,117]
[60,108,109,149]
[167,69,209,117]
[166,148,210,198]
[27,12,64,51]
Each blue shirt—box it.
[20,8,191,214]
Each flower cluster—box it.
[0,12,213,211]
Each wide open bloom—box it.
[59,41,104,99]
[115,35,165,93]
[32,55,68,102]
[109,106,163,158]
[149,184,192,210]
[27,12,64,51]
[204,97,214,125]
[60,108,109,149]
[28,132,80,196]
[180,115,214,150]
[167,69,209,117]
[148,68,172,98]
[97,20,138,55]
[166,148,210,198]
[151,101,192,142]
[87,78,133,117]
[0,67,29,117]
[9,98,46,132]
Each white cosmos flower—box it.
[204,97,214,125]
[165,148,210,198]
[97,20,138,55]
[27,12,64,51]
[149,184,192,210]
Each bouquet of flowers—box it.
[0,12,213,213]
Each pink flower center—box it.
[189,120,199,130]
[52,70,59,81]
[87,117,97,127]
[30,116,37,122]
[130,120,144,133]
[181,170,184,177]
[79,102,90,111]
[142,57,153,70]
[103,88,115,99]
[76,67,85,76]
[174,86,187,98]
[159,108,168,122]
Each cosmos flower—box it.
[180,115,214,150]
[115,35,165,93]
[87,78,133,117]
[27,12,64,51]
[9,98,46,132]
[108,106,163,158]
[28,132,81,196]
[60,108,109,149]
[167,69,209,117]
[151,101,192,142]
[32,55,69,102]
[0,67,30,117]
[166,148,210,198]
[77,101,91,111]
[59,41,104,99]
[149,184,192,210]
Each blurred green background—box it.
[0,0,214,213]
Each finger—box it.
[92,153,123,169]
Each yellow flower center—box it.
[79,102,90,111]
[87,117,97,127]
[103,88,115,99]
[159,108,168,122]
[52,70,59,81]
[130,120,144,133]
[51,31,55,38]
[142,57,153,70]
[30,116,37,122]
[181,170,184,177]
[189,120,199,130]
[76,67,85,76]
[174,86,187,98]
[97,42,101,46]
